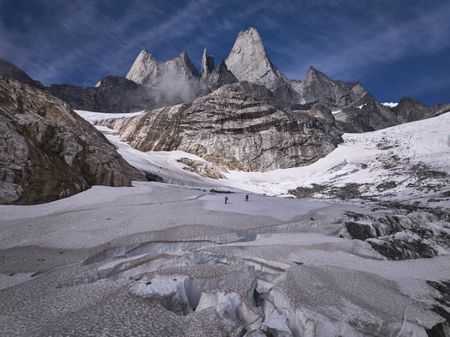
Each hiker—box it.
[245,194,249,202]
[224,196,229,204]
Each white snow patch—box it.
[75,110,146,123]
[383,102,399,108]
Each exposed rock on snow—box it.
[100,81,342,171]
[344,209,449,260]
[0,77,144,204]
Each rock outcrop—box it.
[100,81,341,172]
[0,76,144,204]
[343,208,449,260]
[225,27,299,103]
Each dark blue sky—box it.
[1,0,449,105]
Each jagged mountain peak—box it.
[126,49,158,85]
[304,66,333,83]
[225,27,275,84]
[225,27,299,102]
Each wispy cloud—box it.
[281,1,450,80]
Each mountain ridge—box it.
[0,27,444,132]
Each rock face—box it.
[125,49,158,86]
[201,61,238,92]
[0,76,144,204]
[294,66,366,108]
[200,49,237,91]
[225,27,299,103]
[393,97,434,123]
[49,76,157,113]
[101,82,341,172]
[333,93,401,132]
[431,103,450,116]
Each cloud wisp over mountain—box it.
[1,0,449,104]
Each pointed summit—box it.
[295,65,367,107]
[126,49,158,85]
[303,66,333,84]
[225,27,275,87]
[201,49,215,77]
[225,27,298,102]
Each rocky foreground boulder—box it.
[0,76,144,204]
[100,81,342,172]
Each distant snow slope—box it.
[75,110,450,200]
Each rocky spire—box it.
[225,27,299,102]
[201,49,215,78]
[126,49,158,85]
[225,27,276,87]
